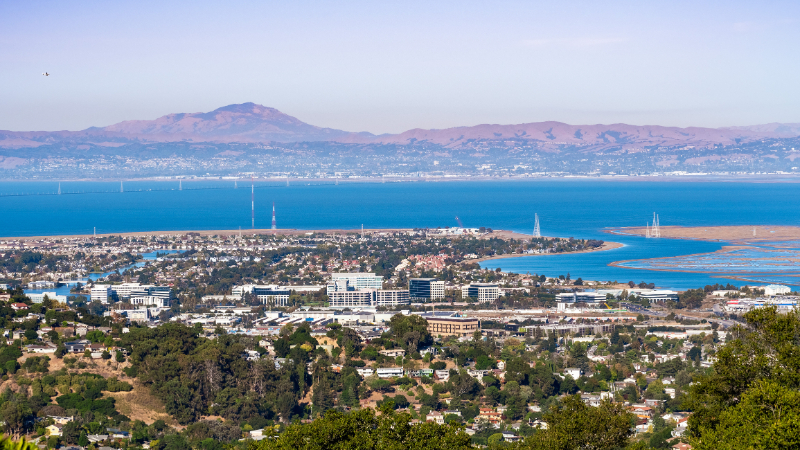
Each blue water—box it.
[23,251,179,297]
[3,179,800,290]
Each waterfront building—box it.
[764,284,791,296]
[461,283,501,303]
[28,292,68,304]
[636,290,679,303]
[409,278,445,301]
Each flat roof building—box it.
[409,278,445,301]
[327,273,383,294]
[426,316,480,338]
[462,283,501,304]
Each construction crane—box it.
[455,216,464,228]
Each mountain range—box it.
[2,102,799,151]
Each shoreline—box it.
[0,228,539,242]
[474,241,624,264]
[609,225,800,244]
[6,174,800,184]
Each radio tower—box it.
[57,182,61,195]
[271,202,277,230]
[251,178,255,229]
[120,181,124,193]
[533,213,541,238]
[179,179,182,191]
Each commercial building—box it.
[90,286,111,303]
[637,290,679,303]
[327,289,410,308]
[129,296,170,308]
[232,285,290,306]
[426,316,480,338]
[372,290,410,307]
[461,283,501,304]
[28,292,68,304]
[326,273,383,295]
[556,291,607,310]
[764,284,791,297]
[94,283,172,302]
[328,290,373,308]
[409,278,445,301]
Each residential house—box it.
[478,408,503,425]
[46,424,63,436]
[426,411,444,424]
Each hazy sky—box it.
[1,0,799,133]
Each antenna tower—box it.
[251,177,255,229]
[646,222,651,238]
[58,182,61,195]
[533,213,541,238]
[179,180,182,191]
[120,181,123,193]
[235,180,237,189]
[271,202,277,230]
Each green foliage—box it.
[251,407,473,449]
[389,314,433,353]
[686,307,800,447]
[518,395,634,450]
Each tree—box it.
[252,408,473,449]
[518,395,634,450]
[690,380,800,449]
[389,314,433,353]
[686,306,800,445]
[78,431,89,447]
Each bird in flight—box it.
[42,72,49,76]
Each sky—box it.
[1,0,799,134]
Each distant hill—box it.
[1,102,798,151]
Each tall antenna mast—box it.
[271,202,276,230]
[179,179,182,191]
[58,182,61,195]
[120,181,123,193]
[286,176,289,187]
[251,177,255,229]
[235,180,237,189]
[533,213,541,238]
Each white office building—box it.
[327,273,383,295]
[130,296,170,308]
[372,290,410,307]
[90,286,111,303]
[232,285,290,306]
[764,284,791,297]
[328,290,373,308]
[461,283,501,304]
[556,291,607,310]
[27,292,68,304]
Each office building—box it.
[28,292,68,304]
[461,283,501,304]
[327,273,383,294]
[90,286,111,303]
[130,296,170,308]
[372,290,410,307]
[426,316,480,338]
[328,290,373,308]
[556,291,607,311]
[232,285,290,306]
[409,278,445,301]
